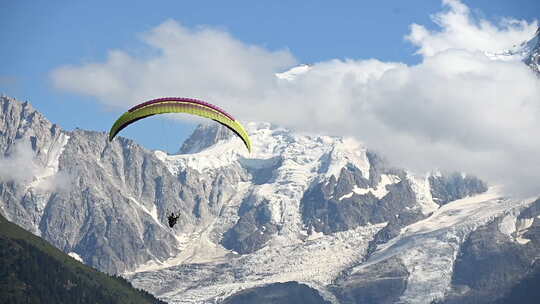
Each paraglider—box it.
[167,212,180,228]
[109,97,252,228]
[108,97,252,153]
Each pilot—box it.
[167,212,180,228]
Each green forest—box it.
[0,213,166,304]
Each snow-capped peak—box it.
[156,121,370,179]
[154,121,374,253]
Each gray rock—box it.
[332,257,409,304]
[443,199,540,304]
[221,197,278,254]
[429,172,487,205]
[493,263,540,304]
[301,156,416,235]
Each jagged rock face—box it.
[0,97,60,156]
[38,130,185,273]
[429,173,488,205]
[0,96,248,274]
[444,199,540,304]
[0,97,67,233]
[221,196,278,254]
[301,165,415,234]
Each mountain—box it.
[1,94,538,304]
[0,96,192,274]
[0,212,166,304]
[1,28,540,303]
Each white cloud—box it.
[51,1,540,196]
[0,140,40,184]
[51,19,296,113]
[0,139,72,192]
[406,0,538,56]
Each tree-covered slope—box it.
[0,213,166,304]
[222,281,331,304]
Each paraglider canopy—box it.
[108,97,252,153]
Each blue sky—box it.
[1,1,540,196]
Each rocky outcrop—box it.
[332,257,409,304]
[301,152,416,235]
[221,197,278,254]
[429,173,488,205]
[443,199,540,304]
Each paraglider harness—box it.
[167,211,180,228]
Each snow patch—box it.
[323,137,370,180]
[154,140,241,175]
[515,217,534,245]
[128,197,164,229]
[28,133,70,191]
[516,236,531,245]
[499,214,518,236]
[68,252,84,263]
[339,174,400,200]
[409,173,440,215]
[498,213,535,245]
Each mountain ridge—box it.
[2,94,537,304]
